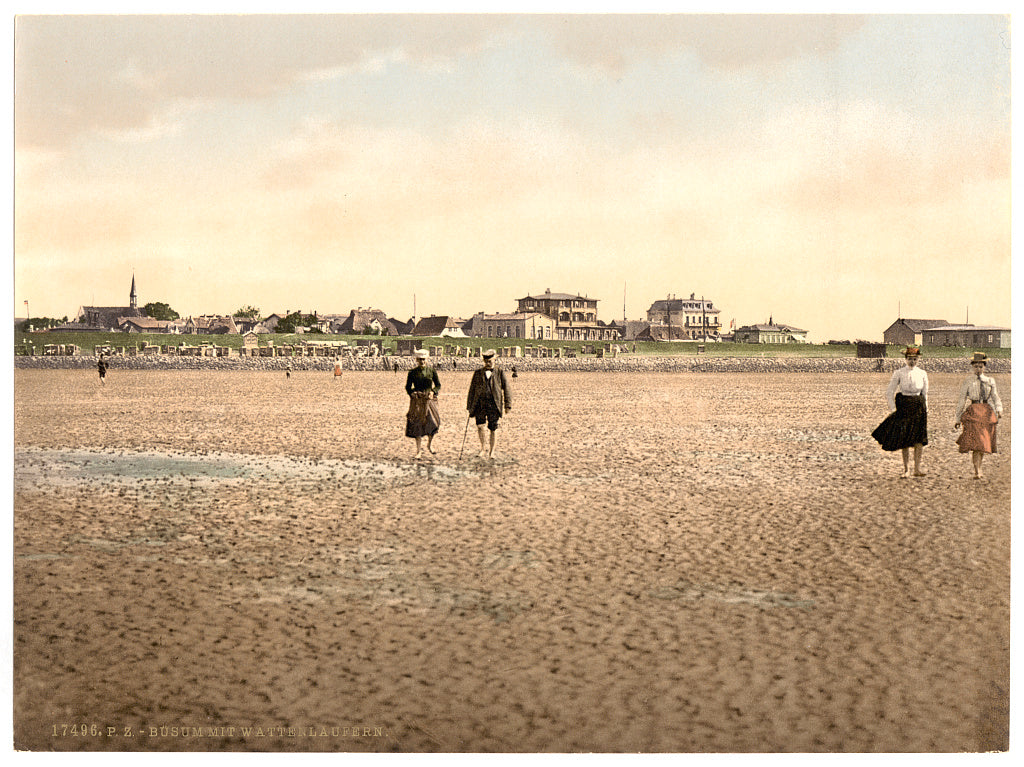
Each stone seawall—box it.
[14,354,1011,374]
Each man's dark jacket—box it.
[467,364,512,414]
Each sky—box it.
[12,11,1012,342]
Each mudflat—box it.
[12,368,1010,752]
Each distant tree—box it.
[143,302,180,321]
[19,316,67,332]
[234,305,261,320]
[275,310,318,334]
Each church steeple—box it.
[130,274,137,310]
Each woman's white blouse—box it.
[955,374,1003,421]
[885,365,929,410]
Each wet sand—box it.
[12,368,1010,752]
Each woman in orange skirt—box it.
[954,352,1003,479]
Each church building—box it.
[74,275,145,330]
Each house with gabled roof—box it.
[233,316,263,334]
[261,314,284,332]
[635,323,690,342]
[119,317,179,334]
[335,308,398,336]
[469,311,557,340]
[882,318,950,347]
[411,315,468,337]
[606,319,648,341]
[182,315,238,334]
[734,319,808,344]
[390,317,415,335]
[206,316,239,334]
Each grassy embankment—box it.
[13,329,1010,360]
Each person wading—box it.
[954,351,1003,479]
[466,349,512,459]
[405,349,441,459]
[871,345,929,478]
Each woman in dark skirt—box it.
[405,349,441,459]
[872,345,929,478]
[954,352,1003,479]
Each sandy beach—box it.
[12,367,1010,752]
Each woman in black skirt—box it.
[872,345,929,477]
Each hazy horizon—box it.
[14,14,1011,342]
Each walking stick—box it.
[459,414,471,460]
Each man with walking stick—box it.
[466,349,512,460]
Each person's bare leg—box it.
[488,429,497,458]
[900,448,910,478]
[913,445,926,476]
[973,451,984,479]
[414,437,423,459]
[477,424,488,458]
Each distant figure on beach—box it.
[511,365,518,378]
[452,359,457,371]
[286,362,292,378]
[334,361,342,380]
[871,345,928,478]
[954,352,1003,479]
[393,360,399,374]
[97,354,107,385]
[405,349,441,459]
[467,349,512,459]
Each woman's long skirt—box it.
[405,392,440,438]
[871,393,928,451]
[957,403,997,454]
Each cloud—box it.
[14,15,512,150]
[749,100,1012,214]
[540,14,868,73]
[15,15,871,150]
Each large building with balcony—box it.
[515,289,618,341]
[645,293,722,340]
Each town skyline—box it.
[23,266,1010,341]
[14,14,1011,343]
